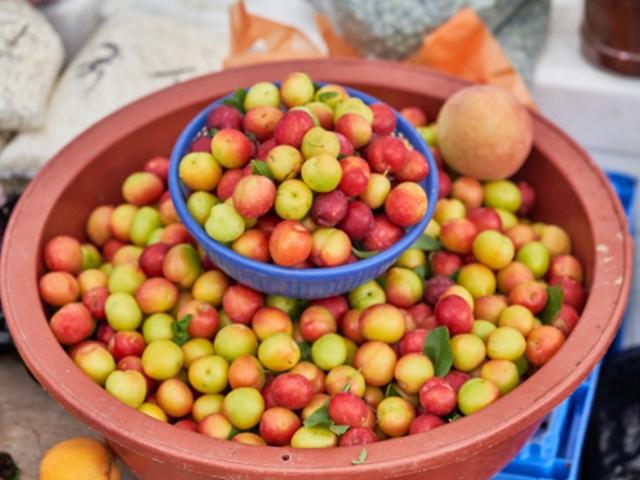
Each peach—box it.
[107,331,145,360]
[138,243,171,278]
[497,261,535,294]
[435,295,473,335]
[269,220,312,266]
[86,205,114,246]
[242,105,284,141]
[290,361,326,394]
[211,128,253,168]
[385,182,428,227]
[334,97,373,124]
[474,294,508,323]
[377,396,415,437]
[44,235,83,274]
[156,378,194,417]
[135,277,178,314]
[306,101,334,130]
[360,304,406,344]
[401,106,427,127]
[83,287,108,320]
[72,341,116,386]
[40,437,120,480]
[192,270,230,307]
[423,275,455,306]
[50,303,94,346]
[526,325,566,366]
[222,284,263,324]
[325,365,365,396]
[370,103,396,135]
[259,407,301,446]
[232,175,276,218]
[251,306,293,340]
[111,245,142,266]
[551,304,580,335]
[508,281,547,314]
[366,135,408,173]
[395,353,434,393]
[39,271,80,306]
[329,392,369,427]
[144,156,169,183]
[468,207,502,233]
[353,341,397,387]
[395,150,429,183]
[340,427,379,446]
[207,104,243,130]
[271,373,313,409]
[419,377,456,416]
[178,300,219,339]
[436,85,533,180]
[108,263,146,295]
[409,414,445,435]
[335,113,372,148]
[440,218,477,254]
[310,228,352,267]
[385,267,424,308]
[300,305,337,342]
[78,269,108,295]
[232,228,271,263]
[451,177,483,210]
[274,110,315,148]
[109,204,138,243]
[506,224,538,250]
[549,276,587,312]
[162,244,201,288]
[217,168,246,200]
[340,309,365,344]
[199,413,233,440]
[548,255,584,283]
[311,190,348,228]
[266,144,303,182]
[122,172,164,206]
[362,214,404,251]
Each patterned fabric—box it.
[309,0,550,82]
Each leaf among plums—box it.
[297,341,312,362]
[447,412,462,422]
[540,285,564,324]
[303,401,332,428]
[351,449,368,465]
[318,91,339,102]
[251,160,275,180]
[351,246,379,259]
[330,424,349,435]
[222,88,247,113]
[411,235,441,252]
[208,128,219,137]
[172,314,192,346]
[413,265,428,279]
[303,401,349,437]
[423,326,453,377]
[385,383,400,398]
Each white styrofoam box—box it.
[531,0,640,156]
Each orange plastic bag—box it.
[227,2,533,106]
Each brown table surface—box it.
[1,351,135,479]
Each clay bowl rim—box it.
[1,59,632,478]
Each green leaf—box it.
[447,412,462,422]
[423,326,453,377]
[411,235,441,252]
[208,128,219,137]
[351,246,378,259]
[540,285,564,324]
[385,383,400,398]
[313,82,322,91]
[413,265,429,279]
[297,341,312,362]
[318,91,339,102]
[303,401,332,429]
[172,314,192,346]
[351,448,368,465]
[330,424,349,435]
[337,153,347,160]
[250,160,274,180]
[222,88,247,113]
[303,400,349,436]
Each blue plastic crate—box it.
[495,171,637,480]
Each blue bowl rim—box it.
[169,82,439,282]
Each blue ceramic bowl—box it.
[169,84,438,299]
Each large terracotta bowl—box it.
[1,60,632,480]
